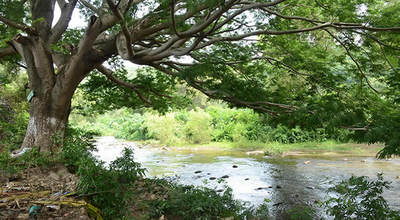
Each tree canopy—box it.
[0,0,399,156]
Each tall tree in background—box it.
[0,0,399,154]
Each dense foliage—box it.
[71,105,353,146]
[0,71,29,151]
[56,127,273,219]
[0,0,399,155]
[325,174,400,219]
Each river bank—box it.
[136,139,384,157]
[94,137,400,219]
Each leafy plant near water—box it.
[76,148,146,219]
[71,105,352,147]
[285,205,316,220]
[325,173,400,219]
[61,127,145,219]
[143,179,269,220]
[62,127,273,220]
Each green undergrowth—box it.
[144,140,382,156]
[1,127,397,219]
[0,127,270,219]
[325,173,400,219]
[135,178,269,219]
[63,128,270,219]
[0,72,29,152]
[70,105,354,148]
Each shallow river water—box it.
[93,136,400,219]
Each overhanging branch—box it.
[0,15,37,35]
[96,65,152,105]
[0,46,17,59]
[324,29,380,94]
[78,0,100,14]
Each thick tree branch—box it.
[78,0,100,14]
[170,0,182,38]
[50,0,78,44]
[31,0,57,39]
[0,15,37,35]
[152,63,296,116]
[175,0,238,38]
[0,46,17,58]
[195,22,334,50]
[106,0,135,60]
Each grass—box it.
[139,139,383,157]
[262,141,383,156]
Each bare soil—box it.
[0,164,91,219]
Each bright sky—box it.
[53,3,86,28]
[54,3,139,69]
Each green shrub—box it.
[184,109,211,144]
[145,180,261,220]
[206,105,237,141]
[0,76,29,151]
[325,173,400,219]
[145,112,184,145]
[61,127,147,219]
[62,127,99,172]
[70,104,353,146]
[76,147,146,219]
[206,105,263,142]
[0,147,58,175]
[286,205,316,220]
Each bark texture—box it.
[22,96,71,152]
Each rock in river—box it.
[245,150,264,156]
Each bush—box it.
[62,128,146,219]
[144,179,265,220]
[62,127,99,172]
[0,147,59,175]
[145,112,184,145]
[77,148,146,219]
[0,76,29,151]
[62,127,261,220]
[184,109,211,144]
[325,173,400,219]
[206,105,264,142]
[70,104,353,146]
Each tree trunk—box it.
[21,94,71,152]
[9,7,104,153]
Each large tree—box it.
[0,0,399,154]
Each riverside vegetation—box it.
[1,0,400,216]
[70,106,380,156]
[1,125,399,219]
[1,63,399,219]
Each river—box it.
[93,136,400,219]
